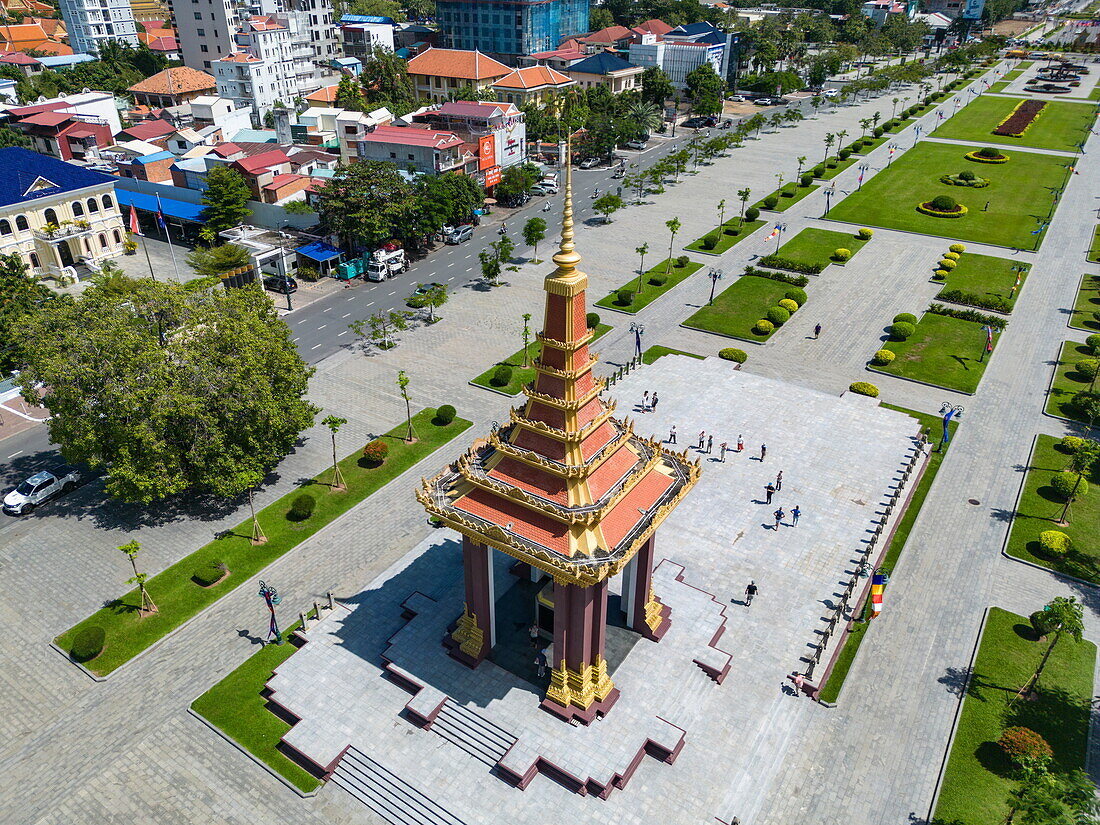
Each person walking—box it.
[698,430,706,450]
[651,392,659,411]
[792,671,805,695]
[760,443,767,461]
[719,441,727,461]
[774,507,784,529]
[792,505,801,526]
[814,323,822,339]
[529,624,540,647]
[736,435,744,453]
[775,470,783,491]
[668,424,677,444]
[643,390,650,411]
[765,483,775,504]
[744,581,758,606]
[706,434,713,454]
[535,650,548,678]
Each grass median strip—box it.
[933,607,1094,825]
[685,219,765,255]
[933,94,1096,153]
[1069,273,1100,332]
[54,409,473,676]
[934,252,1030,313]
[594,258,702,314]
[869,312,999,395]
[1045,341,1098,423]
[1090,227,1100,263]
[754,184,819,213]
[772,227,869,269]
[471,324,612,395]
[682,274,802,343]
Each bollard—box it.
[313,601,321,620]
[327,591,334,610]
[300,611,308,631]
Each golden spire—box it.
[551,139,582,278]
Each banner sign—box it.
[961,0,985,20]
[484,166,502,187]
[478,135,495,170]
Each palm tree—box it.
[795,156,807,178]
[664,218,680,276]
[521,312,532,367]
[635,243,649,292]
[891,96,900,118]
[837,129,849,151]
[716,198,726,230]
[822,132,835,163]
[737,187,751,221]
[858,117,872,140]
[623,100,662,138]
[811,95,823,118]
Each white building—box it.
[174,0,240,72]
[58,0,140,55]
[0,90,123,135]
[628,36,724,90]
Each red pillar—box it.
[445,536,495,668]
[631,535,671,642]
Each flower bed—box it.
[917,201,969,218]
[939,173,989,188]
[992,98,1047,137]
[965,149,1009,164]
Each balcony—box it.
[33,221,93,242]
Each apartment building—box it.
[57,0,139,55]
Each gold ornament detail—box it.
[451,603,484,658]
[644,589,664,633]
[546,655,615,711]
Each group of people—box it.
[666,424,749,462]
[639,390,660,412]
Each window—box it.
[15,215,27,231]
[72,201,84,216]
[87,198,99,213]
[99,233,108,249]
[29,252,39,268]
[194,11,202,18]
[0,220,9,235]
[113,229,121,244]
[201,44,208,52]
[44,208,58,225]
[389,151,396,158]
[102,194,113,210]
[197,27,205,35]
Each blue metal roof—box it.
[134,151,174,165]
[116,189,206,223]
[340,13,395,24]
[296,241,342,262]
[568,52,636,75]
[37,54,97,68]
[0,147,115,209]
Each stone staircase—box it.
[430,699,517,767]
[330,746,469,825]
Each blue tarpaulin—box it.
[116,190,205,223]
[296,241,342,263]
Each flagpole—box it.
[157,194,182,282]
[130,204,156,281]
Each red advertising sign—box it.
[483,166,502,187]
[478,135,495,170]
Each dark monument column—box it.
[630,535,671,642]
[446,536,495,668]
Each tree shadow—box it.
[938,665,973,698]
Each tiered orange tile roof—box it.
[406,47,510,81]
[128,67,216,96]
[493,65,574,90]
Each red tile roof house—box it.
[11,109,112,160]
[228,148,293,199]
[115,118,177,149]
[354,123,475,175]
[261,172,310,204]
[406,47,511,103]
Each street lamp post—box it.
[822,184,835,218]
[938,402,963,451]
[258,580,283,645]
[706,267,723,305]
[775,222,787,254]
[629,322,645,362]
[887,143,899,167]
[283,274,293,311]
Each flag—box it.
[888,146,895,158]
[1031,223,1047,235]
[155,193,167,230]
[128,204,141,236]
[985,325,993,352]
[765,225,779,241]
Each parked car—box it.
[727,94,746,102]
[577,157,600,169]
[263,275,298,294]
[623,139,647,150]
[753,97,778,106]
[823,88,840,97]
[444,224,474,244]
[531,182,558,196]
[3,465,82,515]
[682,116,714,129]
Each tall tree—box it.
[523,217,547,262]
[120,540,157,614]
[664,217,681,276]
[593,194,623,224]
[397,369,415,442]
[640,66,675,107]
[199,166,252,234]
[316,161,417,250]
[185,244,252,279]
[589,6,614,29]
[361,46,417,116]
[1024,597,1084,696]
[684,63,725,117]
[17,282,317,503]
[0,253,55,372]
[335,75,365,111]
[321,414,347,490]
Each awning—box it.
[296,241,342,263]
[116,190,205,223]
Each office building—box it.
[436,0,589,61]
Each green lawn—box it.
[933,607,1095,825]
[191,617,320,793]
[54,410,473,676]
[470,324,612,395]
[1045,340,1098,423]
[934,95,1095,152]
[870,312,999,394]
[818,404,957,704]
[685,219,765,255]
[816,155,858,180]
[594,259,702,314]
[1069,273,1100,332]
[754,184,819,213]
[774,228,869,268]
[1091,86,1100,101]
[642,345,704,365]
[935,253,1031,312]
[827,141,1070,249]
[988,81,1010,94]
[682,275,798,343]
[1006,434,1100,584]
[1089,227,1100,263]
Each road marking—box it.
[341,312,351,318]
[346,295,355,301]
[317,324,327,331]
[366,301,375,307]
[447,276,454,280]
[7,450,21,458]
[388,290,396,296]
[338,330,348,337]
[322,306,332,312]
[448,261,455,267]
[311,344,321,350]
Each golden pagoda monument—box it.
[417,150,700,724]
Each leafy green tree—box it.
[349,310,409,349]
[479,248,501,285]
[416,173,484,235]
[321,414,347,489]
[335,75,365,110]
[523,217,547,262]
[1025,597,1085,696]
[664,217,681,276]
[397,369,416,442]
[199,166,252,234]
[589,6,614,29]
[685,63,725,117]
[737,187,752,221]
[494,164,538,205]
[520,312,532,367]
[317,160,417,250]
[120,540,157,614]
[593,194,623,224]
[1057,439,1098,524]
[185,244,252,279]
[0,253,54,371]
[641,66,674,107]
[17,281,317,503]
[283,200,314,215]
[347,0,406,19]
[361,46,417,115]
[634,243,648,293]
[623,100,662,138]
[0,125,30,149]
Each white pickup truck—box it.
[3,465,82,515]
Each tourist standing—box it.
[698,431,706,450]
[736,435,744,453]
[719,441,727,461]
[643,390,650,411]
[651,392,659,411]
[535,650,548,678]
[792,505,801,526]
[765,483,775,504]
[793,672,805,695]
[706,434,713,454]
[814,323,821,339]
[774,508,784,529]
[760,443,767,461]
[668,424,677,444]
[744,581,758,606]
[775,470,783,491]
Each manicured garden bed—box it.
[827,141,1069,249]
[642,345,704,365]
[815,155,858,180]
[54,409,473,676]
[1005,434,1100,583]
[1045,340,1098,424]
[1069,273,1100,332]
[685,219,765,255]
[471,324,612,395]
[753,184,819,213]
[870,312,1000,394]
[594,259,702,314]
[932,607,1094,825]
[682,274,802,342]
[771,228,870,270]
[934,253,1030,313]
[1089,226,1100,263]
[934,95,1095,152]
[191,617,321,793]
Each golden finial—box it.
[551,138,582,277]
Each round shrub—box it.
[1085,333,1100,355]
[933,270,948,281]
[949,243,966,254]
[812,164,825,177]
[585,312,600,329]
[490,364,513,387]
[702,232,719,250]
[1051,471,1087,501]
[676,255,690,268]
[832,248,852,262]
[1075,359,1099,380]
[193,561,226,586]
[287,493,315,522]
[1038,530,1072,557]
[800,172,813,187]
[723,225,741,237]
[784,287,807,306]
[1061,435,1088,453]
[839,147,852,160]
[873,126,884,138]
[778,298,799,313]
[434,404,456,425]
[753,318,775,335]
[890,321,915,340]
[979,146,1002,159]
[71,626,106,662]
[649,273,668,286]
[1031,609,1059,637]
[763,195,779,209]
[719,347,747,363]
[943,251,960,261]
[849,381,879,397]
[958,169,976,182]
[825,159,838,169]
[766,306,790,326]
[362,439,389,464]
[872,349,895,366]
[615,288,635,306]
[893,312,917,325]
[939,259,958,270]
[857,227,874,240]
[745,206,760,222]
[931,194,959,212]
[999,727,1053,766]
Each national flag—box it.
[155,193,167,230]
[1014,271,1022,289]
[128,204,141,236]
[888,146,895,158]
[1031,223,1047,235]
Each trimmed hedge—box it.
[849,381,879,398]
[766,306,790,325]
[927,302,1007,329]
[287,493,315,522]
[935,288,1012,314]
[1038,530,1072,557]
[893,312,917,325]
[784,287,807,305]
[939,259,958,270]
[361,439,389,464]
[71,625,106,663]
[857,227,874,240]
[719,347,747,363]
[585,312,600,329]
[872,349,895,366]
[743,266,809,287]
[649,273,668,286]
[949,243,966,253]
[1088,333,1100,355]
[490,364,514,386]
[762,195,779,209]
[890,321,915,340]
[745,206,761,222]
[778,298,799,313]
[757,255,825,275]
[753,319,775,335]
[832,248,852,262]
[192,562,226,587]
[434,404,456,425]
